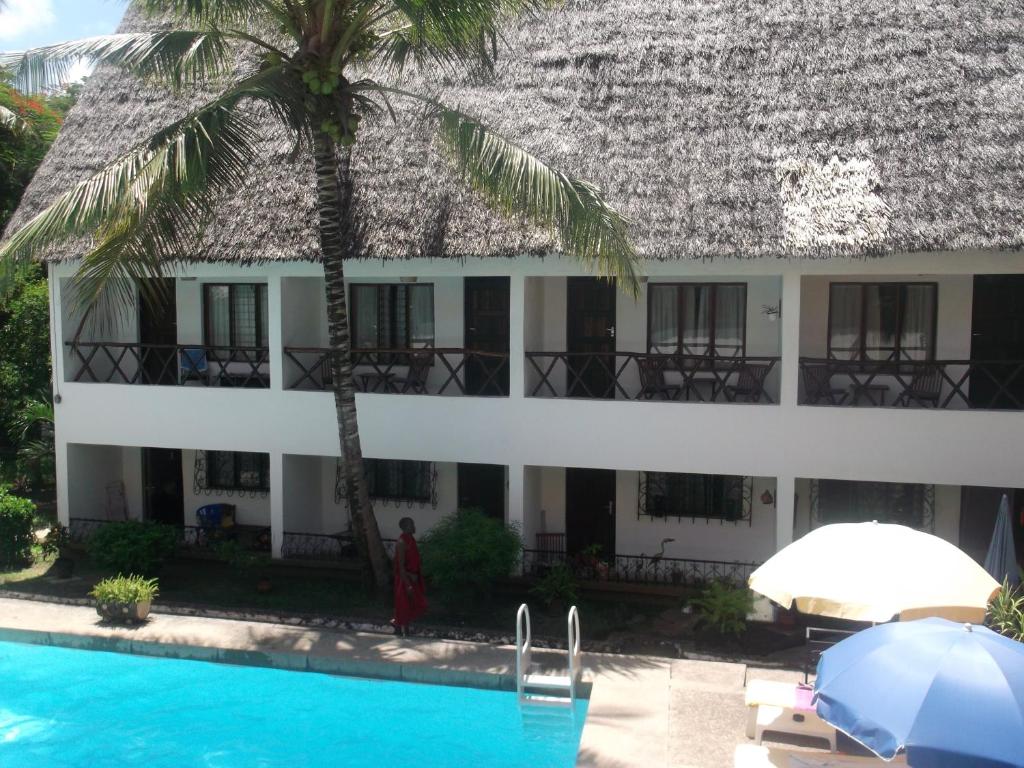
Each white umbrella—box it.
[748,521,1001,623]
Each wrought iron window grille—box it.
[193,451,270,498]
[334,459,438,509]
[809,479,935,532]
[637,472,753,525]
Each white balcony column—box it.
[267,274,284,391]
[507,463,526,573]
[54,439,70,526]
[775,474,796,551]
[780,271,802,406]
[509,273,526,399]
[269,450,284,558]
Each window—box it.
[814,480,930,530]
[350,284,434,351]
[365,459,432,503]
[204,284,269,348]
[642,472,748,522]
[648,283,746,357]
[828,283,937,361]
[204,451,270,492]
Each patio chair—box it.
[390,350,432,394]
[179,347,208,385]
[802,363,848,405]
[725,363,772,402]
[746,681,837,752]
[894,364,942,407]
[636,356,681,400]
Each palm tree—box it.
[0,0,638,590]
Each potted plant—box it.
[40,524,74,579]
[91,574,159,623]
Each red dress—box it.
[393,532,427,627]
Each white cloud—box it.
[67,57,94,83]
[0,0,57,43]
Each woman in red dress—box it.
[392,517,427,636]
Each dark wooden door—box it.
[464,277,510,395]
[565,468,616,558]
[567,277,616,398]
[970,276,1024,409]
[143,448,184,526]
[457,463,506,521]
[138,278,178,385]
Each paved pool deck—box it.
[0,596,805,767]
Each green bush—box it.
[530,564,579,609]
[987,579,1024,642]
[88,521,178,576]
[0,488,36,568]
[691,580,754,637]
[419,509,521,601]
[90,574,159,604]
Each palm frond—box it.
[0,103,31,134]
[0,69,281,308]
[376,87,638,293]
[0,31,235,94]
[134,0,275,26]
[378,0,548,73]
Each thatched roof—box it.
[8,1,1024,263]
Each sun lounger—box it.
[744,679,835,751]
[734,745,905,767]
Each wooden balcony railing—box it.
[283,347,510,396]
[799,358,1024,410]
[66,342,270,388]
[525,352,780,403]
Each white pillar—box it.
[775,475,796,551]
[780,271,802,406]
[267,275,284,391]
[54,440,70,526]
[508,273,526,399]
[269,451,284,558]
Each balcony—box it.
[66,341,270,388]
[798,358,1024,409]
[283,347,510,396]
[526,352,780,402]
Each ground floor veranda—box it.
[62,443,1022,596]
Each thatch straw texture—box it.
[7,0,1024,263]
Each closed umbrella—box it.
[814,618,1024,767]
[984,494,1021,588]
[748,522,1000,623]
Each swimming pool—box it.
[0,640,587,767]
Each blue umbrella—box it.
[814,618,1024,767]
[985,494,1021,588]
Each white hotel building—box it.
[12,3,1024,588]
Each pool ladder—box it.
[515,603,582,707]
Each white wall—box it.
[66,443,141,520]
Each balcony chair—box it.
[725,363,772,402]
[179,347,208,385]
[636,356,681,400]
[801,363,848,405]
[894,364,943,407]
[390,350,433,394]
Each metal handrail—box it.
[516,602,532,702]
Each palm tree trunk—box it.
[312,134,390,592]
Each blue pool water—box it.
[0,640,587,767]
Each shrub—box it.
[419,509,521,601]
[0,488,36,568]
[691,580,754,637]
[530,564,579,609]
[90,574,159,604]
[39,523,70,559]
[987,579,1024,642]
[214,540,271,575]
[88,521,178,576]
